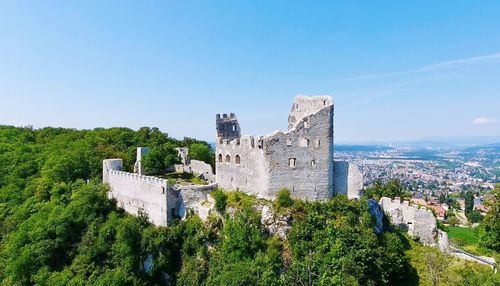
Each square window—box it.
[289,158,296,168]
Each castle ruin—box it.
[216,95,363,200]
[103,95,363,226]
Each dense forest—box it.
[0,125,498,285]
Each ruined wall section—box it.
[264,104,334,200]
[216,135,268,196]
[288,95,333,130]
[333,161,363,199]
[190,159,215,183]
[380,197,437,245]
[173,183,218,218]
[103,159,171,227]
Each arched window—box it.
[235,155,241,164]
[314,140,320,148]
[225,155,231,163]
[218,154,223,162]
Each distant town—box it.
[336,143,499,222]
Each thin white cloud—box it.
[344,52,500,81]
[473,117,497,125]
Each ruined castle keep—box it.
[103,95,363,226]
[216,95,362,200]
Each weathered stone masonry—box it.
[216,96,362,200]
[103,159,177,226]
[103,95,364,226]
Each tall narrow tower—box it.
[216,113,241,141]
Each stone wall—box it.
[380,197,437,245]
[103,159,171,227]
[288,95,333,130]
[173,183,218,218]
[190,159,215,183]
[333,161,363,199]
[216,96,335,200]
[174,148,215,183]
[216,135,268,197]
[264,105,334,200]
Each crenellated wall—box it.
[103,159,172,226]
[380,197,437,245]
[216,135,268,197]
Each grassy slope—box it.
[447,226,498,259]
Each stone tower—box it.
[216,113,241,141]
[215,95,335,200]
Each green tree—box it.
[465,191,475,217]
[211,188,227,213]
[142,147,166,174]
[364,179,411,201]
[439,193,446,204]
[275,188,294,209]
[142,143,180,174]
[479,185,500,251]
[189,143,214,166]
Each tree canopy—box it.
[0,125,497,285]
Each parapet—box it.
[216,112,241,140]
[108,169,168,188]
[103,159,123,183]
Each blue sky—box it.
[1,1,499,142]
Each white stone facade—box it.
[333,161,364,199]
[216,95,362,200]
[103,159,175,226]
[380,197,438,245]
[102,95,364,226]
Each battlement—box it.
[380,196,437,245]
[383,197,434,213]
[108,169,168,189]
[216,112,241,141]
[104,159,170,226]
[216,113,237,120]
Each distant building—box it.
[426,204,447,220]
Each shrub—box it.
[275,188,294,209]
[211,188,227,213]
